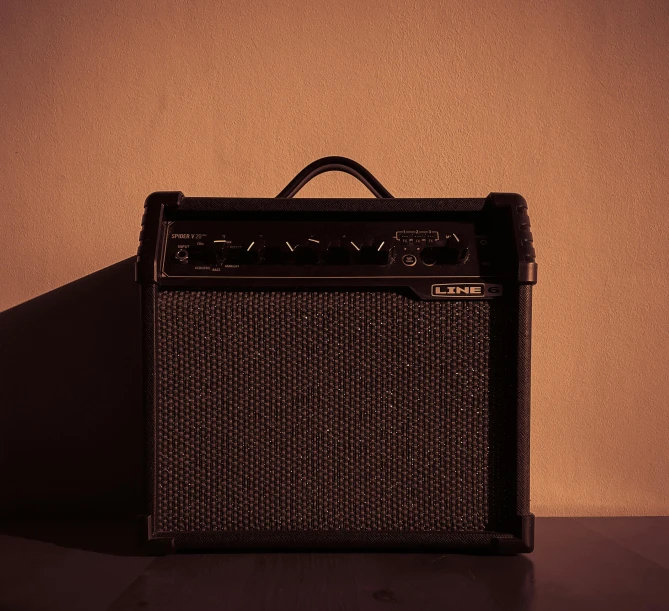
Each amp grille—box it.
[154,290,512,533]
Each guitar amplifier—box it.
[135,157,537,553]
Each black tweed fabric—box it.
[179,197,486,213]
[154,290,498,533]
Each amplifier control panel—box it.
[160,220,508,279]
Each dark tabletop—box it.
[1,517,667,610]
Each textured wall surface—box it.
[1,0,668,516]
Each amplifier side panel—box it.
[517,284,533,516]
[140,282,175,553]
[515,284,535,552]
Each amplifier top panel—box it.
[162,219,496,278]
[136,193,537,294]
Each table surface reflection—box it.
[0,517,667,610]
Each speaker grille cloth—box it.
[154,290,504,533]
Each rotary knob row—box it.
[174,239,395,266]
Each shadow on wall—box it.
[0,258,143,520]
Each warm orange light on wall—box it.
[1,0,668,517]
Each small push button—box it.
[402,253,417,266]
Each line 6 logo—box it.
[431,283,503,298]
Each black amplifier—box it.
[136,157,537,553]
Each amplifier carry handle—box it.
[276,156,394,199]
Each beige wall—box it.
[1,0,668,516]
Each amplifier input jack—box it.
[420,249,437,266]
[175,248,189,264]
